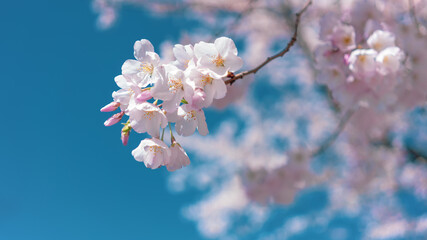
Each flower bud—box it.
[121,124,132,146]
[121,130,130,146]
[100,102,120,112]
[104,111,124,126]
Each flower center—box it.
[148,145,162,155]
[168,78,183,93]
[184,110,197,121]
[144,111,155,120]
[140,63,154,74]
[358,55,367,63]
[201,74,213,86]
[212,55,225,67]
[342,36,352,45]
[383,56,389,64]
[373,42,382,51]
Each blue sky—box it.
[0,1,205,239]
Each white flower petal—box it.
[134,39,155,61]
[196,110,209,136]
[121,59,141,75]
[213,79,227,99]
[215,37,238,57]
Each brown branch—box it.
[224,0,312,85]
[408,0,421,34]
[311,108,355,157]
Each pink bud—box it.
[121,131,130,146]
[136,90,152,103]
[191,88,206,109]
[344,54,350,65]
[100,102,120,112]
[104,111,124,126]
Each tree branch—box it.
[224,0,312,85]
[408,0,421,34]
[311,108,355,157]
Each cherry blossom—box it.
[128,101,168,138]
[185,67,227,109]
[367,30,396,52]
[175,104,208,137]
[132,138,171,169]
[173,44,196,69]
[121,39,160,86]
[150,65,190,112]
[166,141,191,171]
[348,49,378,79]
[376,47,404,75]
[330,24,356,52]
[194,37,243,76]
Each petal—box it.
[165,110,179,123]
[225,54,243,72]
[214,37,238,57]
[167,144,190,171]
[176,118,197,137]
[122,60,141,75]
[196,110,209,136]
[114,75,131,89]
[173,44,189,62]
[150,67,173,101]
[130,118,146,133]
[194,41,217,59]
[145,117,161,138]
[112,89,131,105]
[158,111,169,129]
[162,93,183,113]
[134,39,155,61]
[146,51,160,66]
[212,79,227,99]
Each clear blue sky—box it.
[0,1,205,239]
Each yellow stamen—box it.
[201,74,213,86]
[168,78,183,93]
[212,55,225,67]
[184,110,197,121]
[144,111,155,120]
[140,63,154,74]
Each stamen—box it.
[212,55,225,67]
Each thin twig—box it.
[311,108,355,157]
[224,0,312,85]
[409,0,421,34]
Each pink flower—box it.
[128,101,168,138]
[132,138,171,169]
[194,37,243,76]
[175,104,208,136]
[166,141,190,171]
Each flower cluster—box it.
[101,37,243,171]
[315,14,406,109]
